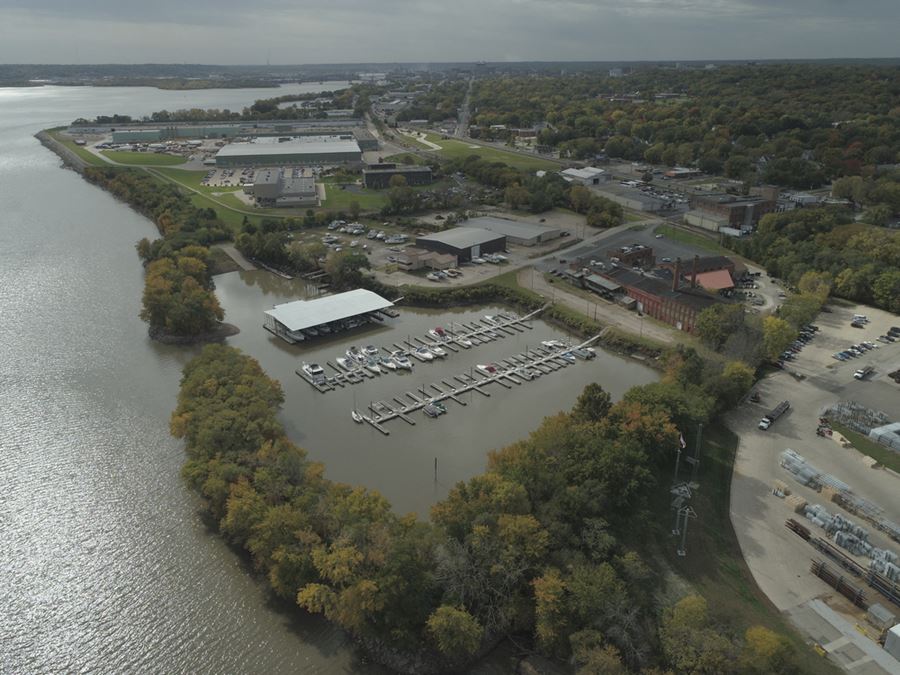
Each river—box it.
[0,83,654,673]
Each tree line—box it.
[732,208,900,313]
[440,64,900,191]
[171,342,804,674]
[83,167,230,338]
[448,154,623,224]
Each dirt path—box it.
[517,267,677,344]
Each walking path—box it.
[218,244,256,271]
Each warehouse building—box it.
[561,166,607,185]
[362,163,433,189]
[416,227,506,263]
[263,289,394,344]
[354,129,379,152]
[244,169,318,207]
[215,136,362,167]
[467,216,561,246]
[599,265,722,334]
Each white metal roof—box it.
[264,289,393,331]
[217,138,361,158]
[561,167,605,180]
[417,227,505,250]
[466,216,559,240]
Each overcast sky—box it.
[0,0,897,64]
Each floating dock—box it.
[296,308,548,391]
[343,333,602,434]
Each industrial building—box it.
[354,129,379,152]
[561,167,607,186]
[597,266,722,333]
[657,255,743,292]
[244,169,318,207]
[416,227,506,263]
[466,216,561,247]
[686,192,775,232]
[215,136,362,167]
[263,289,394,344]
[362,163,433,189]
[395,248,457,271]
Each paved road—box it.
[456,77,474,138]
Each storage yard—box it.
[729,301,900,672]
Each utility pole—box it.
[677,506,697,557]
[690,422,703,485]
[434,457,438,484]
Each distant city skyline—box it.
[0,0,897,64]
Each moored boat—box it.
[378,355,398,371]
[413,347,434,362]
[351,410,364,423]
[429,344,447,358]
[391,351,414,370]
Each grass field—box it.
[650,424,838,674]
[422,133,559,172]
[322,183,388,211]
[100,150,186,166]
[48,131,108,167]
[153,167,240,194]
[829,421,900,473]
[653,223,731,254]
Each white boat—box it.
[484,315,498,325]
[378,356,398,371]
[317,323,331,334]
[476,364,497,375]
[413,347,434,362]
[456,336,473,348]
[365,358,383,374]
[428,328,448,341]
[347,346,365,363]
[301,362,325,377]
[560,352,577,363]
[364,344,379,357]
[391,351,413,370]
[516,368,535,381]
[541,339,565,349]
[351,410,364,423]
[303,327,319,338]
[429,345,447,358]
[336,356,352,371]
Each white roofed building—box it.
[561,167,607,185]
[263,289,393,344]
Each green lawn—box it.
[653,224,731,254]
[153,167,240,194]
[422,133,559,172]
[649,425,838,674]
[322,184,388,211]
[48,131,108,167]
[100,150,187,166]
[828,421,900,473]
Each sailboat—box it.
[351,391,363,423]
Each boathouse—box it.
[264,289,394,344]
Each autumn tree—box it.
[427,605,482,657]
[762,316,796,361]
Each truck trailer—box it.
[759,400,790,430]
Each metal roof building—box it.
[216,136,362,167]
[561,166,607,185]
[466,216,561,246]
[263,289,393,344]
[416,227,506,263]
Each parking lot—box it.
[728,301,900,671]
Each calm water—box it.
[215,272,657,516]
[0,84,654,673]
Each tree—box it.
[740,625,793,674]
[324,251,371,289]
[762,316,796,361]
[797,270,831,300]
[695,304,745,350]
[873,269,900,313]
[426,605,482,657]
[388,174,408,188]
[660,595,737,674]
[572,383,613,423]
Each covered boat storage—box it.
[264,289,394,344]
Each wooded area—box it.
[171,343,805,674]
